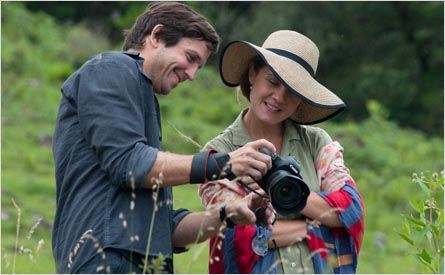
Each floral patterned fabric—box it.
[199,141,365,273]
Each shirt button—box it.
[291,262,296,268]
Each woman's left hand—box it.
[320,169,350,192]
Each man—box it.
[52,2,276,274]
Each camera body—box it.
[258,148,310,215]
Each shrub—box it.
[397,171,444,273]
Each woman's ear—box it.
[147,24,164,48]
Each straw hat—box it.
[220,30,346,125]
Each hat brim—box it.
[220,41,346,125]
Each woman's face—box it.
[248,66,301,125]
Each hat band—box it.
[266,48,315,77]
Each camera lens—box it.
[267,171,309,215]
[272,178,302,204]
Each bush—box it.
[398,171,444,273]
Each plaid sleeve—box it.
[319,178,365,254]
[316,141,365,254]
[306,141,365,273]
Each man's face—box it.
[148,38,211,95]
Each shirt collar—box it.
[122,50,152,83]
[231,108,301,147]
[283,118,301,142]
[231,109,251,147]
[122,50,143,60]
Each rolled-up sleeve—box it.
[172,208,191,253]
[76,60,157,189]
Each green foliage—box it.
[23,1,444,135]
[140,253,167,274]
[65,25,112,67]
[319,101,443,273]
[397,172,444,273]
[185,2,445,135]
[158,68,245,154]
[1,3,111,273]
[2,2,70,80]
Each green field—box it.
[2,78,443,273]
[1,2,443,274]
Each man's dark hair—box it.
[123,2,219,52]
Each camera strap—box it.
[190,149,213,184]
[235,178,268,199]
[208,152,236,181]
[190,150,235,184]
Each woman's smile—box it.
[263,100,282,113]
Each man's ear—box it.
[147,24,164,48]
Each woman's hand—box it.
[268,219,308,248]
[320,169,350,192]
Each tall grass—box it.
[6,199,45,274]
[11,199,21,274]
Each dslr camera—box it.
[258,148,310,215]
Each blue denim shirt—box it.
[52,51,189,273]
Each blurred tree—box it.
[23,1,139,43]
[21,1,443,135]
[232,1,444,135]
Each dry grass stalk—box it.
[5,200,46,272]
[18,246,34,262]
[167,121,202,149]
[183,208,215,273]
[157,198,173,208]
[118,212,128,229]
[35,239,45,255]
[142,155,167,274]
[306,218,322,228]
[3,253,11,269]
[191,242,207,262]
[67,229,94,270]
[126,173,139,275]
[129,171,136,211]
[267,258,281,273]
[11,198,21,274]
[319,207,344,218]
[26,217,42,240]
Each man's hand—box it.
[228,139,276,181]
[225,191,275,231]
[172,190,275,248]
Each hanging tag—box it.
[252,226,272,256]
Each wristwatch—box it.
[219,205,235,228]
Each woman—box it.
[199,30,365,273]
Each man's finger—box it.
[264,206,276,230]
[249,151,273,170]
[246,158,269,176]
[248,182,262,191]
[239,207,256,224]
[248,139,276,154]
[245,168,263,181]
[249,190,268,204]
